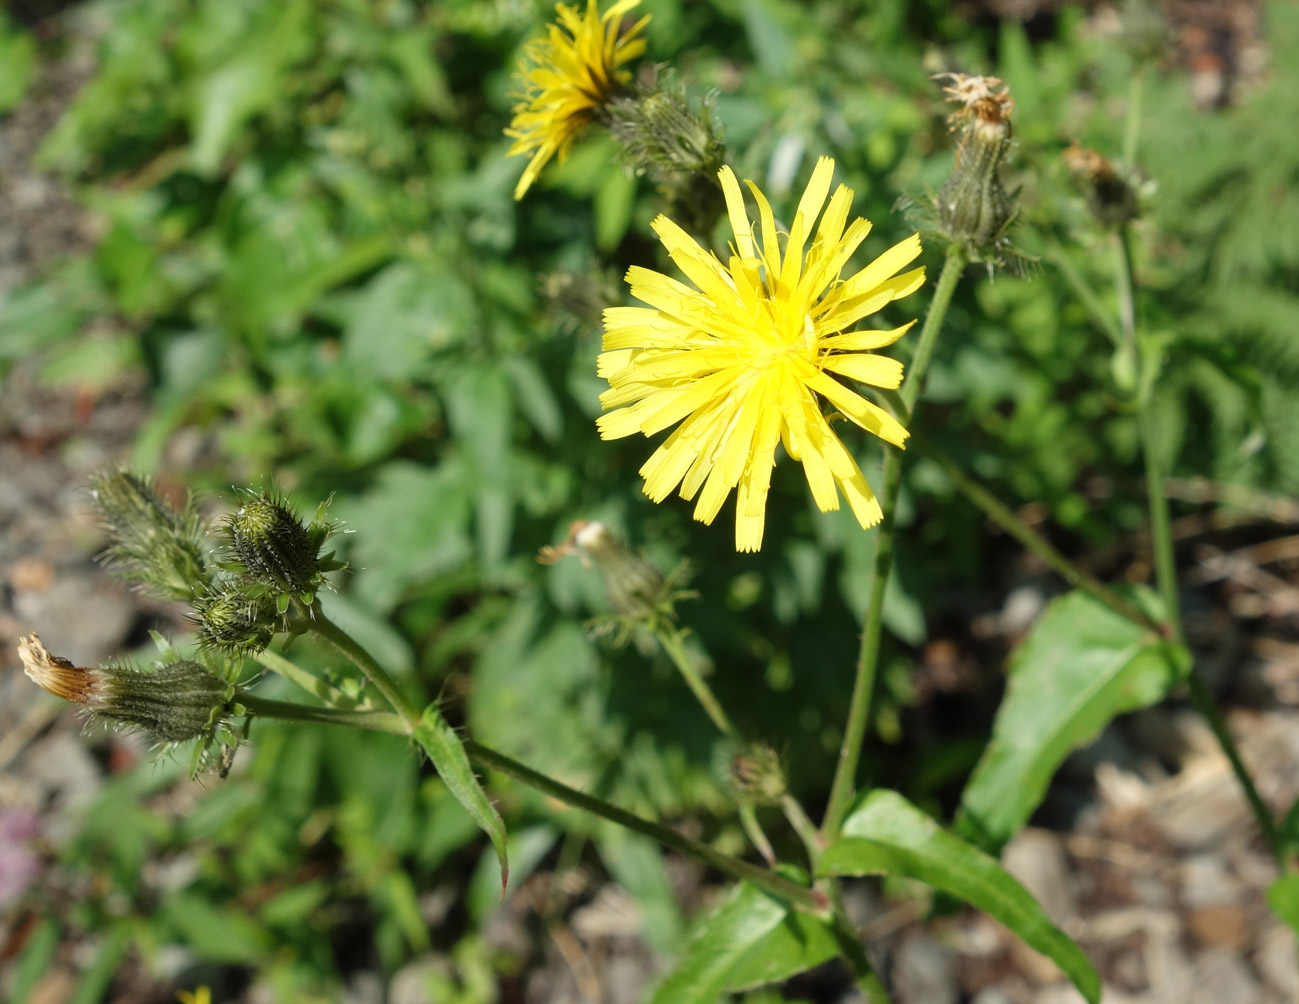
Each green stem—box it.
[782,794,824,864]
[1186,670,1282,859]
[656,626,810,867]
[1047,243,1124,347]
[303,609,421,728]
[253,646,367,710]
[1139,410,1180,639]
[1118,219,1282,861]
[739,804,777,866]
[1123,68,1144,167]
[825,883,891,1003]
[656,627,737,738]
[822,247,965,841]
[463,739,826,914]
[1113,229,1137,349]
[236,691,407,733]
[914,431,1161,634]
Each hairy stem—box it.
[823,247,965,841]
[464,739,826,913]
[236,691,407,733]
[252,646,368,710]
[655,626,737,738]
[1119,222,1281,862]
[302,609,421,728]
[913,431,1160,633]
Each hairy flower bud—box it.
[18,634,228,744]
[725,743,787,805]
[89,471,209,601]
[224,493,321,600]
[192,588,276,657]
[934,74,1018,257]
[605,67,727,197]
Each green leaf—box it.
[1268,874,1299,934]
[0,15,35,113]
[648,882,788,1004]
[413,702,509,898]
[11,918,59,1004]
[721,908,840,991]
[820,790,1100,1004]
[957,587,1189,854]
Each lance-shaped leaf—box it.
[957,586,1189,854]
[648,882,789,1004]
[820,790,1100,1004]
[721,906,840,991]
[413,703,508,897]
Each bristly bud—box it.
[724,742,787,805]
[1063,141,1140,230]
[902,74,1031,274]
[539,520,694,646]
[935,74,1017,256]
[89,471,210,601]
[540,267,623,333]
[605,67,726,232]
[222,491,343,612]
[17,633,228,744]
[192,588,276,657]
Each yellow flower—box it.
[506,0,649,199]
[597,157,925,552]
[177,989,212,1004]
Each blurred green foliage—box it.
[4,0,1297,998]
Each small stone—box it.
[1188,905,1248,949]
[1180,854,1242,908]
[893,932,957,1004]
[969,989,1014,1004]
[1003,829,1073,925]
[1192,947,1262,1004]
[1256,924,1299,998]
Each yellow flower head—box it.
[597,157,925,552]
[177,989,212,1004]
[506,0,649,200]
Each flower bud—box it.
[89,471,209,601]
[192,588,276,657]
[1063,142,1139,230]
[725,742,787,805]
[17,634,228,744]
[224,493,320,600]
[934,74,1018,257]
[606,70,725,229]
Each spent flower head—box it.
[539,520,693,646]
[903,74,1029,272]
[506,0,650,199]
[89,471,210,601]
[597,156,925,551]
[17,633,229,745]
[1063,141,1140,229]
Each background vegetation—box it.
[2,0,1296,1000]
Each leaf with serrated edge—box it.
[413,703,508,897]
[648,882,787,1004]
[820,790,1100,1004]
[957,586,1188,854]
